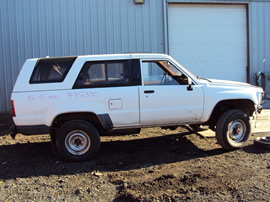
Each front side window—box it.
[75,60,130,88]
[142,61,188,86]
[30,57,77,83]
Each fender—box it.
[200,83,263,122]
[53,112,113,131]
[46,102,108,126]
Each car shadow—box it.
[0,132,226,180]
[242,144,270,154]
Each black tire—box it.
[50,130,57,153]
[216,109,251,150]
[254,136,270,150]
[55,120,100,162]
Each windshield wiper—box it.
[200,78,212,82]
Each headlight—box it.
[258,92,264,104]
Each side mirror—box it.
[187,78,193,91]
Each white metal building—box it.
[0,0,270,111]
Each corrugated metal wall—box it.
[1,0,270,112]
[0,0,164,112]
[249,1,270,84]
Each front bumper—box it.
[257,104,263,114]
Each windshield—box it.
[158,61,182,76]
[168,58,198,80]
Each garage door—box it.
[168,4,248,82]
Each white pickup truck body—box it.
[11,54,264,161]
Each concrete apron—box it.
[250,109,270,133]
[198,109,270,138]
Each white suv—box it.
[10,54,264,161]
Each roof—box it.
[37,53,173,61]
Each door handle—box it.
[144,90,155,94]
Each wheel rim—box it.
[65,130,91,155]
[228,119,246,143]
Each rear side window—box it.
[74,60,131,88]
[30,57,77,83]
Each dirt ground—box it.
[0,116,269,201]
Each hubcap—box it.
[65,130,90,155]
[228,119,246,143]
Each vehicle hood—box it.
[199,78,260,89]
[199,78,264,108]
[208,79,252,87]
[198,78,264,98]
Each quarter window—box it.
[30,57,76,83]
[75,60,130,88]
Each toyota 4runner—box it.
[10,54,264,161]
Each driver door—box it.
[139,60,204,125]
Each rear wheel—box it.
[50,129,57,153]
[216,109,251,150]
[55,120,100,161]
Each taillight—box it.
[11,100,16,117]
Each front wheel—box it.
[55,120,100,162]
[216,109,251,150]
